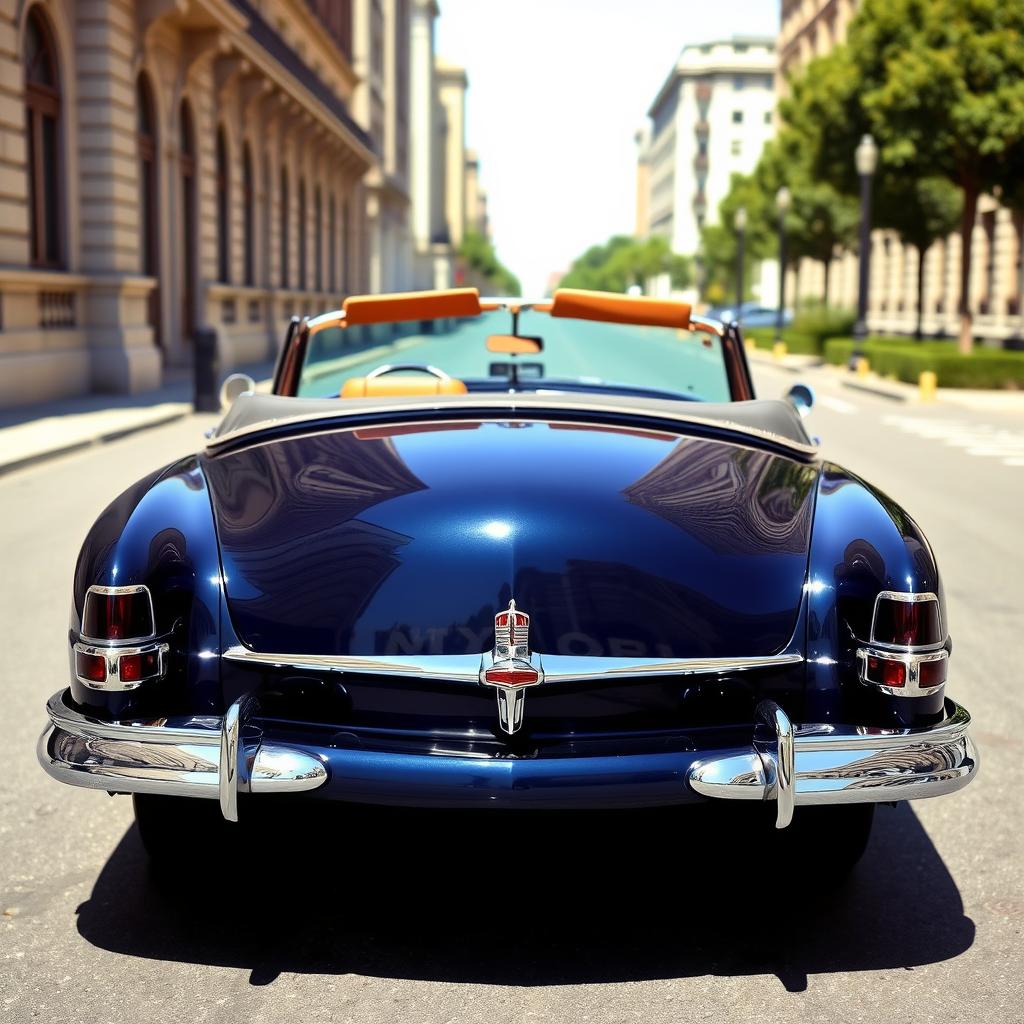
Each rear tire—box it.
[132,793,234,867]
[778,804,875,880]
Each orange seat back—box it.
[341,376,468,398]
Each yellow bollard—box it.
[919,370,938,402]
[772,341,787,360]
[855,356,870,377]
[744,337,756,352]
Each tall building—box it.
[0,0,383,408]
[779,0,1022,342]
[639,38,776,258]
[354,0,414,295]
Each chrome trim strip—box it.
[38,691,327,812]
[72,640,168,691]
[689,699,978,821]
[207,397,819,457]
[221,646,804,684]
[80,584,157,645]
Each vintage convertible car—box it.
[38,287,977,869]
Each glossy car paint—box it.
[63,401,952,806]
[201,420,818,661]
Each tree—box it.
[558,235,692,293]
[786,0,1024,353]
[458,231,521,296]
[875,176,962,338]
[699,141,857,308]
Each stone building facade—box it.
[779,0,1024,343]
[0,0,492,409]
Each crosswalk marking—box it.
[882,415,1024,467]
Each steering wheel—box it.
[365,363,452,382]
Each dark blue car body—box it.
[41,291,976,849]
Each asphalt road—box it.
[2,351,1022,1023]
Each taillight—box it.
[82,585,155,641]
[860,591,948,696]
[75,650,107,683]
[74,584,165,690]
[865,655,906,688]
[871,593,942,648]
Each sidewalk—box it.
[0,361,274,476]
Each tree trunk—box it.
[958,185,979,356]
[915,246,927,340]
[822,257,831,308]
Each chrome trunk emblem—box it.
[479,599,544,735]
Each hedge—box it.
[823,336,1024,389]
[743,308,856,356]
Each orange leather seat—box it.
[341,375,468,398]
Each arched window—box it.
[314,186,323,292]
[23,6,62,267]
[216,128,230,283]
[279,167,289,288]
[298,179,307,289]
[179,99,197,339]
[242,143,254,287]
[328,194,337,294]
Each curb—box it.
[0,407,191,478]
[841,377,912,402]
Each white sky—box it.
[436,0,780,295]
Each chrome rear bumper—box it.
[38,690,977,826]
[37,690,327,821]
[689,699,978,827]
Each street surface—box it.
[2,343,1022,1023]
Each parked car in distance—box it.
[707,301,794,327]
[38,287,977,877]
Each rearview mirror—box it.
[785,382,815,418]
[486,334,543,355]
[220,372,256,410]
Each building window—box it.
[23,7,62,268]
[179,100,197,340]
[298,179,307,289]
[733,76,745,90]
[216,128,230,283]
[731,139,742,156]
[314,186,323,292]
[280,168,289,288]
[328,194,337,293]
[732,110,743,124]
[698,138,707,156]
[242,143,254,287]
[764,111,772,124]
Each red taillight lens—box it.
[117,649,161,683]
[75,651,107,683]
[919,657,948,688]
[867,655,906,687]
[82,587,154,641]
[872,597,942,647]
[484,667,540,687]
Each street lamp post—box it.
[852,134,878,362]
[734,206,747,321]
[775,186,791,345]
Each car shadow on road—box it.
[75,800,974,991]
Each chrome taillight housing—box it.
[856,591,948,697]
[73,584,167,691]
